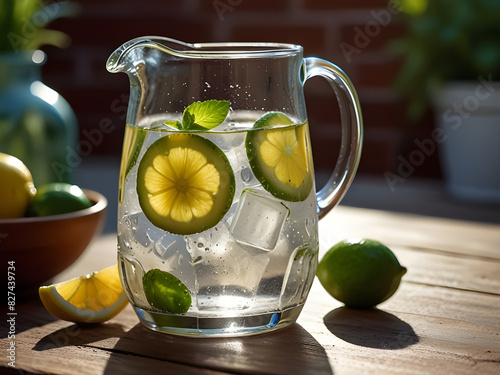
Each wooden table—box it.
[2,206,499,374]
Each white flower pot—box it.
[433,79,500,203]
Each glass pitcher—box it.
[107,37,362,337]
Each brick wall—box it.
[42,0,441,179]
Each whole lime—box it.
[317,239,407,309]
[26,183,93,217]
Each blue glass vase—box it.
[0,50,77,186]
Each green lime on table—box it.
[26,183,93,217]
[317,239,407,309]
[143,268,192,314]
[245,112,313,202]
[137,133,235,235]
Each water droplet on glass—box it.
[241,167,252,182]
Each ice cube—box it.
[215,131,245,152]
[157,241,196,295]
[230,189,289,251]
[185,220,231,260]
[193,240,270,311]
[151,235,186,261]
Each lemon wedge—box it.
[39,265,128,323]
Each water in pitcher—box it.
[117,110,319,335]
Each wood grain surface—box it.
[1,206,499,375]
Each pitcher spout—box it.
[106,36,195,74]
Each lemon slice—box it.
[118,125,147,203]
[38,265,129,323]
[137,133,235,235]
[245,112,313,202]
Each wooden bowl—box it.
[0,189,107,291]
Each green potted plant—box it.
[0,0,79,186]
[392,0,500,203]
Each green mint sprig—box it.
[164,100,230,131]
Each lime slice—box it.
[143,268,191,314]
[137,133,235,235]
[245,112,313,202]
[119,125,147,203]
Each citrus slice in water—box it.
[119,126,147,203]
[38,265,128,323]
[137,134,235,235]
[143,268,192,314]
[245,112,313,202]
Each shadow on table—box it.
[324,307,419,350]
[103,323,334,375]
[9,297,58,335]
[33,322,127,351]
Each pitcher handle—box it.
[303,57,363,220]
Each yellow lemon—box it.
[137,133,235,235]
[0,152,36,219]
[245,112,313,202]
[39,265,128,323]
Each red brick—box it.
[310,125,393,175]
[304,90,342,125]
[50,87,127,122]
[50,16,213,46]
[40,48,76,83]
[389,128,442,178]
[231,25,326,56]
[310,127,341,171]
[78,114,125,156]
[357,139,392,174]
[30,0,443,180]
[359,95,434,130]
[356,58,402,88]
[71,0,185,12]
[201,0,290,12]
[339,22,405,54]
[304,0,390,10]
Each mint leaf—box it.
[164,120,182,130]
[181,111,207,131]
[164,100,230,131]
[185,100,230,130]
[182,110,195,130]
